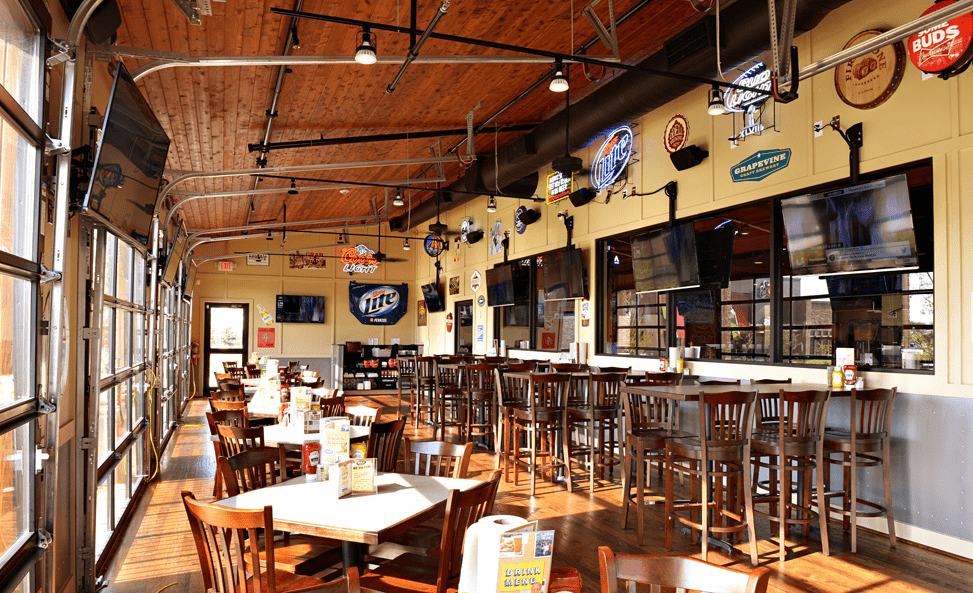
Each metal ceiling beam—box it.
[187,218,384,243]
[166,175,444,197]
[248,123,535,153]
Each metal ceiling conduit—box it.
[248,123,536,153]
[392,0,853,231]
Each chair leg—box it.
[562,424,573,494]
[700,463,710,562]
[621,445,631,529]
[883,438,897,548]
[636,446,646,545]
[744,453,758,566]
[816,446,830,556]
[530,426,537,496]
[589,418,596,493]
[779,457,789,562]
[664,449,673,550]
[850,449,858,553]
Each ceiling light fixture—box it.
[549,59,569,92]
[291,25,300,50]
[392,192,404,207]
[487,196,497,213]
[707,85,727,116]
[355,27,377,65]
[403,237,410,251]
[288,180,298,195]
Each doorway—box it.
[455,299,473,354]
[203,302,250,395]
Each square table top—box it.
[215,472,480,544]
[262,423,369,446]
[620,381,848,401]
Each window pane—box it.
[95,475,110,554]
[100,307,113,377]
[0,275,33,408]
[0,423,30,561]
[0,113,38,259]
[114,451,130,524]
[116,242,131,301]
[103,237,116,297]
[133,313,144,364]
[133,372,145,422]
[210,307,243,349]
[114,381,130,446]
[0,0,42,120]
[133,254,145,306]
[114,310,130,371]
[97,387,110,464]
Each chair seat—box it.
[262,534,344,575]
[246,569,328,593]
[823,428,886,451]
[359,552,457,593]
[567,405,619,421]
[666,437,745,462]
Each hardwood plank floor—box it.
[103,394,972,593]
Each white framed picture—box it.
[247,253,270,266]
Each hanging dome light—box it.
[403,237,411,251]
[549,59,569,92]
[707,85,727,116]
[486,196,497,213]
[355,28,377,65]
[392,192,404,207]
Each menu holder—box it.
[333,459,353,498]
[835,347,855,367]
[320,416,350,465]
[301,409,321,434]
[497,525,555,593]
[349,458,377,494]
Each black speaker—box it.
[669,145,709,171]
[568,187,596,207]
[466,229,484,244]
[62,0,121,45]
[517,209,541,226]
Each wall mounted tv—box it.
[543,248,587,301]
[182,262,198,300]
[486,264,515,306]
[276,295,326,323]
[631,222,700,293]
[695,223,734,288]
[161,220,187,287]
[421,283,444,313]
[81,62,171,246]
[781,174,918,276]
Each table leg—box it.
[341,541,362,576]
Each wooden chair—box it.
[697,379,742,386]
[404,438,473,479]
[366,418,406,472]
[494,366,531,482]
[820,387,898,553]
[566,372,626,493]
[212,389,245,403]
[433,360,465,440]
[512,372,573,495]
[229,367,248,380]
[596,366,630,374]
[222,361,240,372]
[206,409,250,498]
[751,378,793,429]
[182,490,361,593]
[217,424,266,457]
[319,395,345,418]
[750,389,831,561]
[598,547,770,593]
[463,363,497,448]
[396,356,417,423]
[210,399,248,414]
[664,390,759,565]
[619,372,691,544]
[218,448,343,575]
[482,356,507,364]
[346,405,379,427]
[551,362,589,372]
[359,471,503,593]
[245,363,260,378]
[413,356,438,426]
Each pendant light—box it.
[487,196,497,213]
[707,85,727,116]
[549,59,569,92]
[355,27,377,65]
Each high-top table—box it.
[215,472,480,572]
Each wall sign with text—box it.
[590,125,634,190]
[725,62,774,143]
[348,282,408,325]
[908,1,973,76]
[546,171,573,203]
[835,30,905,109]
[730,149,792,183]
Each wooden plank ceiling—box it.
[113,0,705,237]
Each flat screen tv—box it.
[631,222,700,293]
[543,248,587,301]
[81,63,171,246]
[781,174,918,276]
[275,295,326,323]
[182,262,198,300]
[161,220,187,287]
[421,283,444,313]
[696,223,734,288]
[486,264,515,307]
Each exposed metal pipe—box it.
[386,0,449,93]
[166,175,444,197]
[248,123,535,153]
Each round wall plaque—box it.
[908,1,973,75]
[835,30,906,110]
[423,233,445,257]
[477,295,485,307]
[663,115,690,154]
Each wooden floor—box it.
[103,393,972,593]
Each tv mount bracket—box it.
[814,117,863,185]
[557,211,575,249]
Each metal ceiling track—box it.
[166,175,443,197]
[248,123,536,153]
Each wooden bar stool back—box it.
[395,356,417,422]
[464,363,497,448]
[404,438,473,478]
[566,372,626,493]
[494,366,531,482]
[750,378,793,429]
[433,360,465,440]
[217,424,266,457]
[664,389,759,565]
[346,405,379,426]
[413,356,437,426]
[821,387,897,553]
[318,395,345,417]
[750,389,831,561]
[512,372,573,495]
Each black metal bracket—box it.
[816,118,863,184]
[501,230,510,263]
[558,211,574,248]
[772,46,800,103]
[665,181,678,226]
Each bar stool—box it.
[433,359,465,440]
[494,363,532,481]
[566,372,626,492]
[396,356,417,423]
[820,387,897,553]
[664,389,758,566]
[512,372,573,495]
[620,372,688,544]
[463,363,497,448]
[750,378,793,430]
[750,389,831,561]
[413,356,437,426]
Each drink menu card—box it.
[319,416,350,465]
[349,458,377,494]
[497,527,554,593]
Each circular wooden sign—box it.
[835,30,906,110]
[907,1,973,74]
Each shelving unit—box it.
[331,343,421,391]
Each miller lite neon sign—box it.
[590,125,634,191]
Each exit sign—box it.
[218,261,234,271]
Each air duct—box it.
[392,0,850,231]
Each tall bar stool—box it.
[433,359,465,440]
[820,387,897,553]
[396,356,417,423]
[413,357,437,426]
[664,389,759,566]
[494,363,532,481]
[566,372,626,492]
[463,363,497,448]
[620,372,688,544]
[512,372,573,495]
[750,378,793,430]
[750,389,831,562]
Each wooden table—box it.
[620,381,844,402]
[262,423,369,446]
[215,472,480,571]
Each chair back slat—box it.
[778,389,830,448]
[346,405,379,426]
[218,447,287,499]
[598,547,770,593]
[405,437,473,478]
[852,388,896,435]
[217,425,266,457]
[529,372,572,417]
[367,418,406,472]
[319,395,346,417]
[465,363,496,396]
[698,390,757,448]
[588,372,626,409]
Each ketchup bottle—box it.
[303,442,320,477]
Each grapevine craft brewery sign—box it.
[907,0,973,76]
[730,149,792,182]
[835,30,905,109]
[590,125,634,191]
[348,282,408,325]
[340,244,380,274]
[546,171,573,204]
[724,62,772,141]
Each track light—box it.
[267,229,273,240]
[288,180,298,195]
[403,237,410,251]
[355,27,377,65]
[291,25,300,49]
[549,59,569,92]
[392,192,404,207]
[487,196,497,213]
[707,85,727,116]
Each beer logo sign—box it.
[908,1,973,75]
[663,115,689,154]
[730,149,792,183]
[358,286,399,317]
[590,125,634,191]
[723,62,772,113]
[835,30,905,110]
[546,171,572,204]
[348,282,408,325]
[341,244,379,274]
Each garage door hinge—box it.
[38,529,52,549]
[79,438,95,450]
[81,327,99,340]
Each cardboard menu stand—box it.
[317,417,351,481]
[349,458,377,494]
[497,527,555,593]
